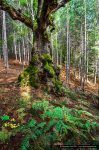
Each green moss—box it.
[29,74,39,88]
[54,65,61,79]
[56,65,62,70]
[41,54,56,78]
[34,19,38,30]
[53,79,65,95]
[29,65,39,75]
[18,70,30,86]
[44,31,48,39]
[53,79,77,99]
[18,53,62,92]
[29,65,39,87]
[18,74,23,83]
[41,54,52,63]
[44,62,55,77]
[18,65,39,87]
[52,79,67,96]
[30,54,39,65]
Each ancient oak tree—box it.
[0,0,70,89]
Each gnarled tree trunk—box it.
[0,0,69,94]
[33,29,49,54]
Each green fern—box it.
[28,119,37,128]
[1,115,10,121]
[6,100,99,149]
[32,100,50,111]
[21,136,30,150]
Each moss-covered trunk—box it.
[18,28,63,94]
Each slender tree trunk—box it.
[28,31,32,61]
[80,26,85,92]
[23,38,26,65]
[68,32,71,84]
[66,4,70,86]
[13,31,17,61]
[60,45,62,66]
[2,11,9,69]
[79,58,81,79]
[18,41,22,63]
[27,47,30,64]
[97,59,99,96]
[94,58,98,84]
[74,46,76,79]
[25,38,29,65]
[86,33,89,82]
[30,0,34,21]
[51,33,54,62]
[84,0,87,82]
[56,33,59,66]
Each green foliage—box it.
[18,71,29,87]
[53,80,77,99]
[30,54,39,65]
[64,88,77,100]
[53,79,65,95]
[19,0,27,6]
[18,64,39,87]
[44,62,55,77]
[18,118,46,149]
[32,100,50,111]
[1,115,10,121]
[56,65,62,70]
[17,108,26,120]
[0,130,11,142]
[41,54,56,78]
[10,100,98,149]
[34,19,38,30]
[0,99,98,148]
[18,98,30,108]
[33,0,38,16]
[41,54,52,63]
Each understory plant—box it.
[12,100,99,150]
[0,100,98,149]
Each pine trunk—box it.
[66,4,70,86]
[2,11,9,69]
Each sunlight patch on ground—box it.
[20,86,32,101]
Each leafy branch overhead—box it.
[0,0,70,31]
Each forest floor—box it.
[0,59,99,149]
[0,59,98,94]
[60,66,98,96]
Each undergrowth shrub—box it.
[0,100,98,149]
[0,115,19,143]
[0,130,11,142]
[12,100,99,149]
[54,81,77,99]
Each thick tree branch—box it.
[0,0,33,30]
[51,0,70,13]
[39,0,70,30]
